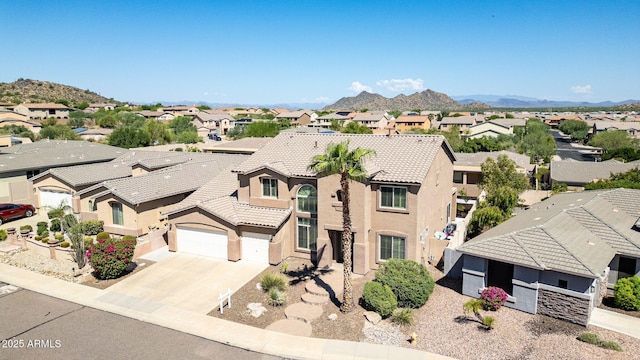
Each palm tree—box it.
[308,140,375,312]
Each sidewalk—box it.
[0,263,453,360]
[589,308,640,339]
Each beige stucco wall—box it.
[94,193,187,237]
[32,175,75,209]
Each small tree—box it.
[68,224,87,269]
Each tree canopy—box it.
[584,168,640,190]
[588,131,638,152]
[342,122,372,134]
[107,127,151,148]
[518,119,556,163]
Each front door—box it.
[329,230,355,265]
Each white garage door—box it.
[241,232,270,264]
[177,227,228,259]
[40,189,72,211]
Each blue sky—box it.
[2,1,639,105]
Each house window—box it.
[336,190,344,202]
[467,173,481,185]
[297,217,317,250]
[111,203,124,226]
[261,178,278,198]
[26,170,40,179]
[48,109,55,115]
[558,279,568,289]
[88,200,94,212]
[446,202,451,224]
[379,235,405,260]
[297,185,317,213]
[380,186,407,209]
[453,171,463,184]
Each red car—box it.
[0,203,35,225]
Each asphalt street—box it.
[551,129,600,161]
[0,285,280,360]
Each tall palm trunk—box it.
[340,172,354,313]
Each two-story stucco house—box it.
[14,103,70,120]
[164,133,456,274]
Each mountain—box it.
[0,79,118,106]
[324,89,486,111]
[452,94,640,108]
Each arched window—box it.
[297,185,317,213]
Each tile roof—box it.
[233,133,454,184]
[458,189,640,277]
[454,151,534,171]
[20,103,69,109]
[550,159,640,185]
[77,154,247,205]
[164,168,291,229]
[440,116,479,125]
[31,162,133,187]
[0,140,125,173]
[395,115,430,124]
[275,110,312,118]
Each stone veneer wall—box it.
[598,269,610,305]
[537,288,591,326]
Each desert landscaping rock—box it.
[364,311,382,324]
[301,292,328,305]
[363,323,404,346]
[247,303,267,318]
[328,313,337,321]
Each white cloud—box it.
[570,85,592,94]
[349,81,372,93]
[314,96,331,103]
[376,78,425,92]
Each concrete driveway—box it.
[98,249,268,314]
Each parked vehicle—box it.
[208,133,222,141]
[0,203,35,225]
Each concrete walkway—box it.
[589,308,640,339]
[0,263,452,360]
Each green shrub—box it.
[37,221,48,235]
[40,231,49,238]
[80,220,104,235]
[20,225,33,231]
[60,241,70,248]
[87,236,136,280]
[260,273,288,292]
[96,232,110,240]
[84,237,93,249]
[482,316,495,329]
[266,289,286,306]
[0,229,7,241]
[41,238,49,244]
[375,259,435,308]
[50,219,61,232]
[122,235,137,242]
[577,332,623,351]
[34,235,42,241]
[614,275,640,311]
[391,308,414,326]
[62,214,78,230]
[54,233,64,241]
[361,281,397,317]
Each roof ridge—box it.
[539,226,596,276]
[508,231,546,269]
[578,205,640,252]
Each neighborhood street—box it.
[551,129,600,161]
[0,285,279,360]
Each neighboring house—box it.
[394,115,431,132]
[159,105,200,115]
[311,113,350,128]
[451,189,640,325]
[75,154,247,238]
[192,111,236,135]
[30,150,221,212]
[0,140,124,205]
[77,128,113,142]
[164,133,456,272]
[465,121,513,139]
[203,137,273,155]
[0,110,42,134]
[275,110,317,127]
[14,103,70,120]
[550,159,640,188]
[88,103,118,111]
[436,116,479,132]
[544,114,583,128]
[453,151,534,198]
[591,120,640,139]
[135,111,175,121]
[351,111,393,130]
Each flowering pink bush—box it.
[87,235,136,280]
[481,286,508,311]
